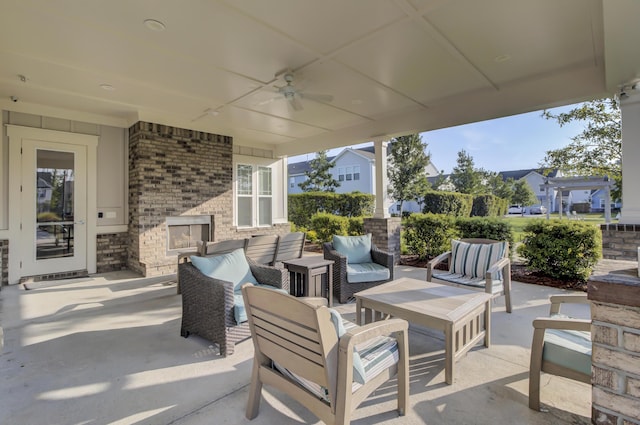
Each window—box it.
[353,165,360,181]
[289,177,295,188]
[236,164,273,227]
[346,166,352,181]
[338,167,344,181]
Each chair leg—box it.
[504,268,512,313]
[246,360,263,419]
[397,330,409,416]
[529,328,545,410]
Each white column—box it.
[604,185,611,224]
[373,139,390,218]
[620,96,640,224]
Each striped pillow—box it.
[450,240,506,279]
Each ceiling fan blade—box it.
[289,96,304,111]
[299,92,334,103]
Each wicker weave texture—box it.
[323,242,394,304]
[178,258,288,356]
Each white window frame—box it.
[338,167,344,182]
[235,162,273,228]
[353,165,360,181]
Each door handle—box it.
[75,220,86,225]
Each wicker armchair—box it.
[323,241,394,304]
[178,256,288,356]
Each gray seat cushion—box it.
[543,328,592,376]
[347,262,390,283]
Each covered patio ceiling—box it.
[1,0,639,157]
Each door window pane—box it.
[36,150,75,259]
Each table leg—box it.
[445,324,454,385]
[356,298,362,325]
[484,299,491,348]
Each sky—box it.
[288,103,587,175]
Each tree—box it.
[298,150,340,192]
[541,98,622,200]
[512,179,537,207]
[482,172,514,200]
[387,134,432,214]
[450,149,483,194]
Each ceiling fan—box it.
[261,72,334,111]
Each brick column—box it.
[364,217,401,264]
[589,260,640,424]
[601,224,640,261]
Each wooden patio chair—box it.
[529,293,591,410]
[426,238,512,312]
[273,231,306,266]
[241,284,409,425]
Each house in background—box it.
[288,146,439,214]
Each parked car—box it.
[507,205,523,214]
[529,205,547,214]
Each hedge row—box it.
[421,191,508,217]
[288,192,374,228]
[403,214,514,260]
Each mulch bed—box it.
[399,255,588,292]
[305,244,587,292]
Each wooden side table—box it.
[282,257,334,307]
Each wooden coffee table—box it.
[355,277,492,384]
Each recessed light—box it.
[144,19,166,32]
[494,54,511,63]
[100,84,115,91]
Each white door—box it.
[20,140,88,276]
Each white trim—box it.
[6,125,98,284]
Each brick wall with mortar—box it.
[364,217,401,264]
[589,261,640,425]
[127,122,289,278]
[591,302,640,424]
[96,233,129,273]
[601,224,640,261]
[128,121,235,277]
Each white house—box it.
[288,146,439,214]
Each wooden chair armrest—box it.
[549,293,590,314]
[427,251,451,281]
[486,257,510,277]
[532,317,591,332]
[340,318,408,348]
[300,297,329,307]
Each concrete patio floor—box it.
[0,262,591,425]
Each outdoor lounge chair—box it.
[323,234,394,304]
[178,248,288,356]
[241,284,409,425]
[529,293,591,410]
[426,238,512,313]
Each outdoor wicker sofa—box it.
[178,255,288,356]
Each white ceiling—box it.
[1,0,639,157]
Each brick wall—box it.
[96,233,128,273]
[364,217,401,264]
[601,224,640,261]
[128,122,234,277]
[591,302,640,424]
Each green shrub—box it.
[456,216,514,246]
[471,195,509,217]
[517,220,601,281]
[347,216,365,236]
[422,191,473,217]
[403,213,459,259]
[288,192,374,228]
[310,213,348,243]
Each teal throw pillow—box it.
[332,234,373,264]
[190,248,259,291]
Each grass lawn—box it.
[503,212,609,242]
